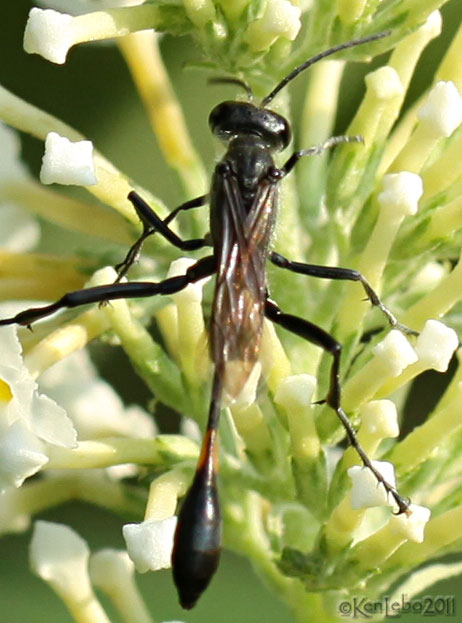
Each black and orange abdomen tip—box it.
[171,462,221,609]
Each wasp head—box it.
[209,101,291,151]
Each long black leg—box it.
[164,194,208,227]
[281,135,363,176]
[0,255,216,328]
[172,364,223,609]
[270,251,417,336]
[115,192,209,282]
[265,298,409,514]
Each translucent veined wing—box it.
[210,173,277,398]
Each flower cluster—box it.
[1,1,462,622]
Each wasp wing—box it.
[210,174,277,398]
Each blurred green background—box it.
[1,2,461,622]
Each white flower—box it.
[0,420,48,490]
[0,487,31,534]
[40,132,97,186]
[166,257,210,305]
[348,461,397,509]
[378,172,423,219]
[0,122,29,183]
[0,327,77,491]
[24,8,75,64]
[274,374,317,409]
[0,123,39,252]
[245,0,302,51]
[36,0,144,14]
[123,516,177,572]
[372,331,418,377]
[418,81,462,138]
[0,326,77,446]
[39,349,155,440]
[0,204,40,252]
[180,417,201,443]
[30,520,90,591]
[30,520,110,622]
[359,400,399,439]
[389,504,431,543]
[224,361,262,406]
[414,319,458,372]
[365,66,404,101]
[90,548,135,592]
[90,549,153,623]
[0,327,74,488]
[24,3,150,65]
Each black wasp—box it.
[0,31,412,609]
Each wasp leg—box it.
[115,191,209,282]
[270,252,418,336]
[265,298,409,514]
[280,135,363,176]
[0,255,216,328]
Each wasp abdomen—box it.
[172,430,221,609]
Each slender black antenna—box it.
[261,31,391,107]
[208,76,254,100]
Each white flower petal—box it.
[89,548,134,592]
[40,132,97,186]
[389,504,431,543]
[421,10,442,38]
[0,324,29,387]
[348,461,396,509]
[180,417,201,443]
[365,66,404,101]
[0,204,40,252]
[123,516,177,572]
[29,392,77,448]
[372,330,418,377]
[360,400,399,439]
[418,81,462,138]
[378,172,423,218]
[39,350,155,439]
[106,464,140,479]
[0,487,31,535]
[124,405,156,439]
[224,361,261,407]
[69,384,155,439]
[167,257,211,304]
[411,262,446,292]
[414,319,458,372]
[36,0,144,15]
[24,8,75,64]
[30,520,91,598]
[0,325,77,448]
[0,420,48,491]
[246,0,301,51]
[257,0,301,39]
[274,374,317,409]
[0,123,29,182]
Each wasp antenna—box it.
[261,30,391,107]
[208,76,254,100]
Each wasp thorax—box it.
[209,101,291,150]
